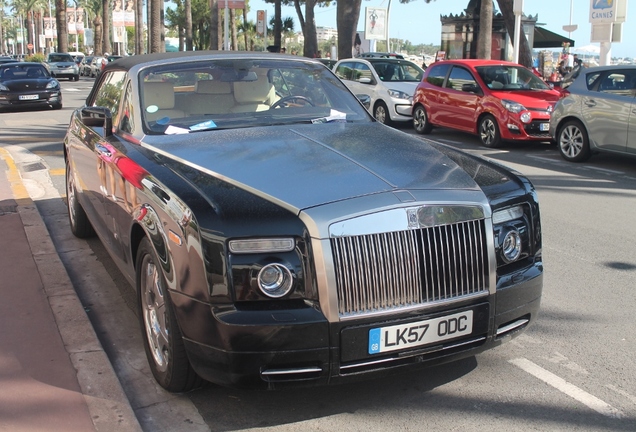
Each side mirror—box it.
[356,94,371,110]
[81,106,113,137]
[358,77,373,84]
[461,83,482,95]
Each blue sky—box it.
[245,0,633,58]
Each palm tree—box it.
[11,0,45,53]
[149,0,162,52]
[101,0,110,53]
[81,0,103,54]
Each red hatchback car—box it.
[412,59,561,147]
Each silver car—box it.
[550,64,636,162]
[45,52,80,81]
[333,57,423,125]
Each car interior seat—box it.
[231,76,276,113]
[143,81,186,122]
[188,79,235,115]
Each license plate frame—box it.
[368,310,473,355]
[19,94,39,101]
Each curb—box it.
[0,146,143,432]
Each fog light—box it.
[257,264,294,298]
[502,229,522,263]
[520,112,531,123]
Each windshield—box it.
[0,64,50,79]
[476,65,550,91]
[48,54,74,63]
[372,60,423,82]
[139,59,372,135]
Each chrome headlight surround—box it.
[257,263,295,298]
[492,205,528,266]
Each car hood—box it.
[2,78,54,91]
[142,123,483,213]
[490,89,561,109]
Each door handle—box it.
[95,143,112,158]
[584,100,597,107]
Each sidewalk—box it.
[0,147,142,432]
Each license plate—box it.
[540,123,550,131]
[19,94,39,100]
[368,310,473,355]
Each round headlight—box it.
[502,229,522,263]
[257,264,294,298]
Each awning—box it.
[533,27,575,48]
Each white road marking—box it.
[510,358,623,418]
[584,166,625,175]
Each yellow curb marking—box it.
[0,147,30,201]
[50,168,66,176]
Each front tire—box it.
[137,237,201,392]
[479,114,502,148]
[65,159,95,238]
[557,120,591,162]
[373,101,392,125]
[412,105,433,134]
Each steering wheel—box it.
[270,95,315,109]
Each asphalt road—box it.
[2,77,635,432]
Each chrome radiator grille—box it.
[331,219,488,317]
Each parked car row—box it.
[332,56,635,164]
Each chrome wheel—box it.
[479,115,501,148]
[65,159,94,238]
[140,257,169,373]
[558,121,590,162]
[136,238,201,391]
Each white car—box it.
[333,57,423,125]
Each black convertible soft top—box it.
[103,50,312,73]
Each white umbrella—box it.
[573,44,601,54]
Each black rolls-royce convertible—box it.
[64,51,543,392]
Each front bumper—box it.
[176,262,542,389]
[499,113,552,141]
[0,91,61,107]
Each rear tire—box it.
[137,237,202,392]
[557,120,591,162]
[65,159,95,238]
[478,114,502,148]
[412,105,433,134]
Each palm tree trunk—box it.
[230,8,237,50]
[93,16,103,55]
[242,8,248,51]
[185,0,193,50]
[274,0,281,48]
[135,0,143,54]
[56,0,68,52]
[102,0,111,53]
[336,0,362,60]
[209,0,219,49]
[150,0,163,52]
[302,0,317,58]
[477,0,492,59]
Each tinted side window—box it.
[596,70,636,97]
[335,62,355,81]
[446,66,477,92]
[92,71,126,120]
[353,63,373,82]
[119,82,135,133]
[426,64,451,88]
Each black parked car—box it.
[0,62,62,111]
[64,51,543,392]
